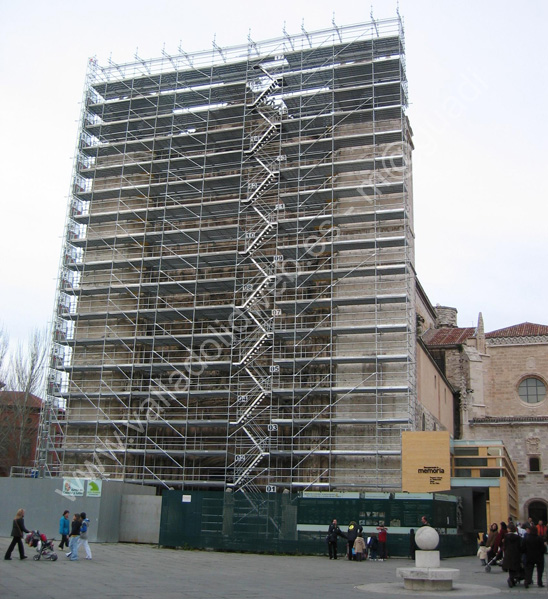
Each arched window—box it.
[529,457,541,472]
[518,378,547,404]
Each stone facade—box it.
[471,337,548,521]
[422,316,548,522]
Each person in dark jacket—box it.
[67,513,81,561]
[59,509,70,550]
[326,518,345,560]
[4,508,30,560]
[367,534,379,560]
[409,528,417,560]
[346,521,363,560]
[502,522,523,587]
[523,525,545,588]
[485,522,499,562]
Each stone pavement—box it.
[0,537,544,599]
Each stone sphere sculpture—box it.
[415,526,439,550]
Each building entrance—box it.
[528,501,547,524]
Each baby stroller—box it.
[484,548,503,572]
[25,530,58,561]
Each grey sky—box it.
[1,0,546,349]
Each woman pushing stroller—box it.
[4,508,30,560]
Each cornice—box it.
[470,415,548,425]
[486,335,548,346]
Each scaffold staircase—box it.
[228,62,284,497]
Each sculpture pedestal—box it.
[397,550,460,592]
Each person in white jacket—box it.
[477,541,488,566]
[79,512,92,560]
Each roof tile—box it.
[422,327,476,347]
[486,322,548,338]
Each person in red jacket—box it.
[376,525,388,560]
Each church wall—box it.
[416,343,454,433]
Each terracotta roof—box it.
[486,322,548,338]
[0,391,43,409]
[422,327,476,347]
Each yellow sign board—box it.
[402,431,451,492]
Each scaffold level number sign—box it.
[266,485,276,493]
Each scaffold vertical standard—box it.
[41,17,417,497]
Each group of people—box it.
[479,517,547,588]
[4,508,92,562]
[60,510,92,561]
[326,519,388,561]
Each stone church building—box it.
[422,309,548,523]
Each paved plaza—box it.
[1,537,544,598]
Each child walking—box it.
[477,541,488,566]
[354,532,366,562]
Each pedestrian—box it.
[79,512,92,560]
[409,528,416,560]
[523,525,545,588]
[537,520,547,539]
[326,518,344,560]
[485,522,498,554]
[490,522,506,563]
[421,515,430,527]
[354,532,366,562]
[346,521,362,560]
[4,508,30,560]
[477,541,488,566]
[376,525,388,560]
[367,534,378,560]
[59,509,70,550]
[66,513,81,561]
[502,522,523,587]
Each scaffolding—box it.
[39,17,417,498]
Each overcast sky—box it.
[0,0,546,350]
